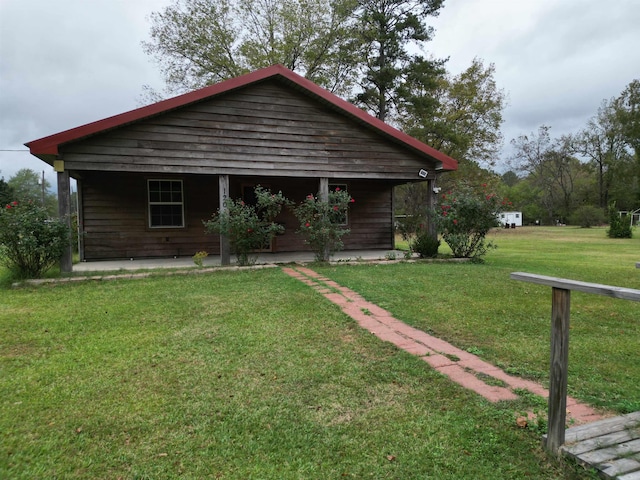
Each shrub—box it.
[0,201,70,278]
[192,250,208,267]
[293,188,354,262]
[570,205,605,228]
[607,202,632,238]
[410,231,440,258]
[204,186,290,266]
[435,185,503,260]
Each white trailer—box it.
[498,211,523,227]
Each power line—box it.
[0,149,29,152]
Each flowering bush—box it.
[204,186,290,266]
[435,185,504,260]
[293,188,354,262]
[192,250,209,267]
[0,201,70,278]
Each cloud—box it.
[1,0,639,181]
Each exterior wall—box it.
[499,211,523,227]
[60,80,438,181]
[81,172,220,260]
[80,172,393,260]
[68,78,427,260]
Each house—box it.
[26,65,457,271]
[499,211,523,227]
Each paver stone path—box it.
[283,265,605,426]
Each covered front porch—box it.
[71,248,408,273]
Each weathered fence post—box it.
[511,271,640,455]
[547,287,571,453]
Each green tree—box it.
[614,79,640,206]
[576,99,632,209]
[510,127,591,224]
[607,202,632,238]
[615,79,640,159]
[395,58,506,233]
[500,171,519,188]
[352,0,445,121]
[401,58,506,169]
[0,177,15,205]
[142,0,358,97]
[7,169,56,215]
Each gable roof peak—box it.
[26,64,457,171]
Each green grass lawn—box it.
[1,226,636,478]
[321,227,640,413]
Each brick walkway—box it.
[282,265,605,426]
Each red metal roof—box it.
[26,64,457,171]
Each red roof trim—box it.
[26,64,457,170]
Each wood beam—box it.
[318,177,329,202]
[547,287,571,453]
[57,169,73,273]
[219,175,230,265]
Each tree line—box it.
[9,1,637,231]
[504,79,639,226]
[0,169,57,215]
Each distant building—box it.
[498,211,523,227]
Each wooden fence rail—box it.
[510,272,640,454]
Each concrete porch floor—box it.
[72,249,407,272]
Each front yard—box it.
[1,226,637,478]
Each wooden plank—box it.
[559,412,640,480]
[602,458,640,478]
[547,287,571,453]
[63,160,420,180]
[619,469,640,479]
[578,439,640,466]
[564,412,640,444]
[510,272,640,302]
[564,429,638,456]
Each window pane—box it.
[150,205,183,227]
[148,179,184,227]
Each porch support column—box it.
[318,177,329,202]
[219,174,230,266]
[55,161,73,273]
[426,178,437,239]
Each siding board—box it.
[61,80,436,180]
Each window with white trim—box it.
[148,179,184,228]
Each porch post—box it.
[547,287,571,453]
[219,174,230,265]
[318,177,329,201]
[55,161,73,273]
[426,178,437,239]
[76,179,85,261]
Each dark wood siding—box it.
[226,177,393,253]
[81,172,220,260]
[80,173,392,259]
[61,80,436,180]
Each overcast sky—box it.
[1,0,639,187]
